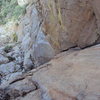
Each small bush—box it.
[0,0,26,25]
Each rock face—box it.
[38,0,100,51]
[32,44,100,100]
[16,0,100,69]
[18,4,55,69]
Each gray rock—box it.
[7,45,24,65]
[5,77,37,99]
[0,62,21,76]
[24,50,34,71]
[31,33,55,67]
[20,5,55,70]
[0,89,10,100]
[1,72,23,88]
[0,54,9,64]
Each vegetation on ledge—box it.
[0,0,26,25]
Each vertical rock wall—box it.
[39,0,100,51]
[17,3,55,70]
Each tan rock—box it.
[32,44,100,100]
[43,88,77,100]
[39,0,100,51]
[92,0,100,32]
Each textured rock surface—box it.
[0,76,37,100]
[0,22,17,46]
[16,0,100,68]
[32,44,100,100]
[92,0,100,32]
[15,90,41,100]
[0,43,23,84]
[38,0,100,51]
[0,54,9,64]
[0,44,100,100]
[1,0,100,100]
[0,89,10,100]
[6,77,36,98]
[1,72,23,88]
[0,62,21,76]
[19,5,55,69]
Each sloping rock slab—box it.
[32,44,100,100]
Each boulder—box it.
[0,62,21,76]
[32,44,100,100]
[39,0,100,51]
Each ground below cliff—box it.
[0,43,100,100]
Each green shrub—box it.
[0,0,26,25]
